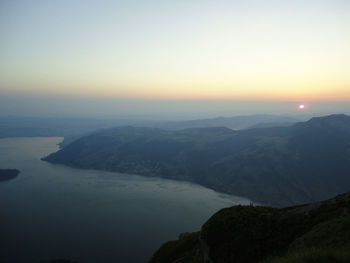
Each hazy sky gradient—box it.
[1,0,349,102]
[1,94,349,120]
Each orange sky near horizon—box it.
[0,0,349,102]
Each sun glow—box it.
[0,1,350,102]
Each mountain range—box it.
[43,114,350,206]
[0,115,300,148]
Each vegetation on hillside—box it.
[149,190,350,263]
[44,114,350,206]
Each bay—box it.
[0,137,251,263]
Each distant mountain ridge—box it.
[152,114,300,130]
[43,114,350,206]
[0,115,300,146]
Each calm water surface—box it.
[0,137,251,263]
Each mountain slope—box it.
[149,190,350,263]
[43,114,350,206]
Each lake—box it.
[0,137,251,263]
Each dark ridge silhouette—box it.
[149,190,350,263]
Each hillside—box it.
[149,190,350,263]
[43,114,350,206]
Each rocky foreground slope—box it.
[149,190,350,263]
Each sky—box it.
[0,0,349,118]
